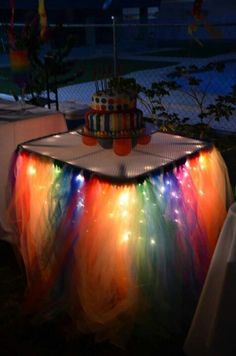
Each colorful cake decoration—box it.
[79,77,155,155]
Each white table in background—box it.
[184,202,236,356]
[0,99,67,241]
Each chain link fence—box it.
[51,21,236,133]
[1,21,236,132]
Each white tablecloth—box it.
[21,130,207,179]
[0,99,67,241]
[184,202,236,356]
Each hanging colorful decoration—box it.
[9,48,30,89]
[38,0,47,40]
[189,0,221,45]
[192,0,204,21]
[8,0,48,88]
[8,0,48,47]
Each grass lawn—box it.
[142,41,236,58]
[0,57,177,95]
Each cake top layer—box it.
[91,89,137,112]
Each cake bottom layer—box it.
[85,109,143,134]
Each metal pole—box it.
[44,55,51,109]
[54,72,59,111]
[112,16,117,78]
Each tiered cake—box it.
[80,79,152,155]
[85,89,144,136]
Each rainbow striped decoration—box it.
[9,146,232,343]
[85,109,143,134]
[9,49,30,88]
[38,0,47,40]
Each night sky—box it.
[1,0,161,10]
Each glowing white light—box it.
[54,166,61,175]
[185,151,192,154]
[77,200,85,208]
[69,131,77,135]
[171,191,178,198]
[76,174,84,183]
[89,167,98,172]
[150,239,156,245]
[122,231,131,242]
[160,186,165,193]
[166,180,171,185]
[119,192,129,205]
[144,165,153,171]
[122,210,128,218]
[53,135,61,138]
[28,166,36,176]
[184,171,189,178]
[174,209,179,214]
[199,156,206,170]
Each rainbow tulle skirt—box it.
[8,146,232,344]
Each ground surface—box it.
[0,243,186,356]
[0,57,176,95]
